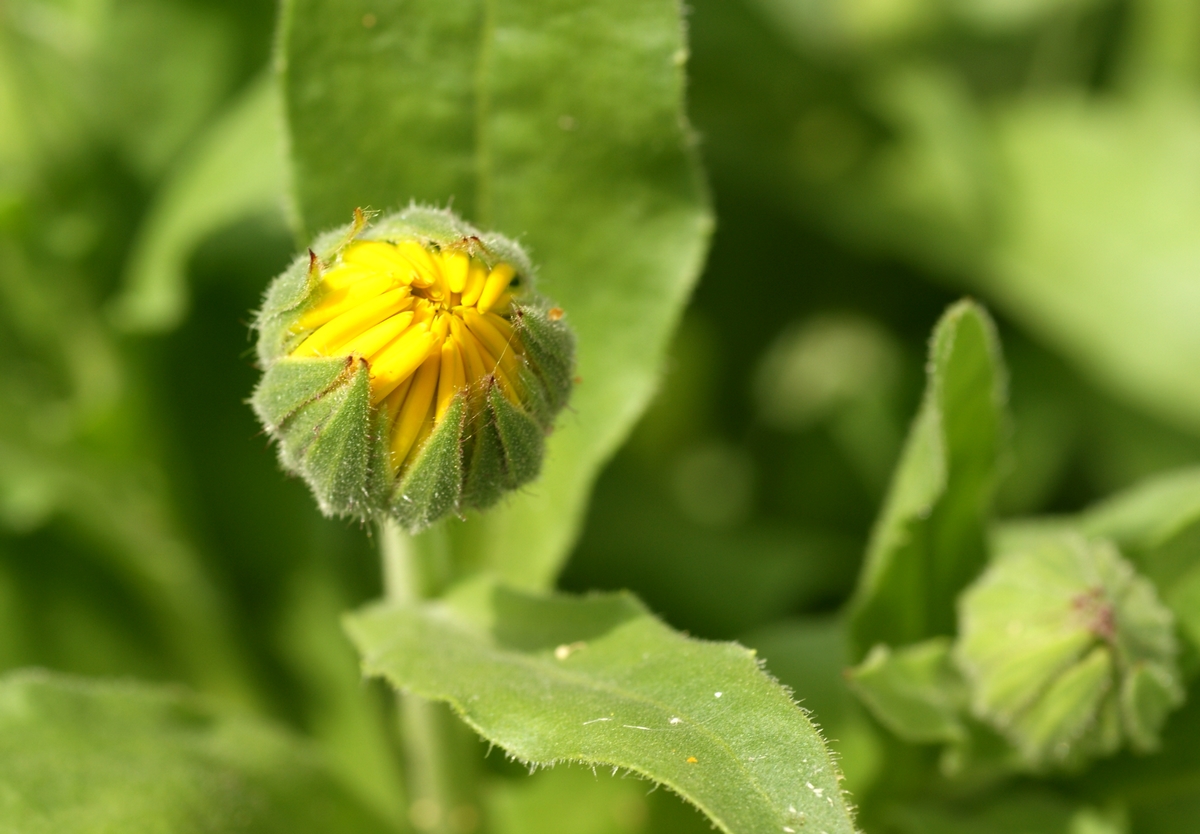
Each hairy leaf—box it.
[345,578,858,834]
[847,300,1007,659]
[279,0,712,587]
[0,670,394,834]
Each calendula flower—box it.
[251,206,574,531]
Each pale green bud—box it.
[954,530,1182,769]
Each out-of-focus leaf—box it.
[280,0,712,588]
[0,0,233,177]
[345,578,858,834]
[111,74,285,332]
[564,482,859,638]
[846,638,967,744]
[487,767,651,834]
[886,791,1123,834]
[847,300,1007,659]
[1084,693,1200,833]
[0,670,396,834]
[982,94,1200,435]
[275,562,405,824]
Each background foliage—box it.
[2,0,1199,831]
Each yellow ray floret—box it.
[290,239,528,471]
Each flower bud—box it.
[954,530,1182,770]
[251,207,575,531]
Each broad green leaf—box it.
[345,578,858,834]
[981,93,1200,435]
[846,300,1007,659]
[846,638,967,744]
[0,670,395,834]
[111,74,286,332]
[280,0,712,587]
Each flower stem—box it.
[379,519,481,834]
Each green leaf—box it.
[0,670,395,834]
[345,578,858,834]
[279,0,712,587]
[846,300,1007,659]
[110,74,286,332]
[846,638,967,744]
[980,93,1200,434]
[740,617,884,797]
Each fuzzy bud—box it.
[251,207,575,531]
[954,530,1182,770]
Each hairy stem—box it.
[379,519,481,834]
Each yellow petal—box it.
[296,273,401,330]
[460,260,488,307]
[318,262,377,291]
[338,310,415,360]
[292,287,412,357]
[451,317,486,385]
[393,241,439,287]
[383,371,416,426]
[390,353,440,467]
[342,241,419,281]
[435,339,466,422]
[477,263,516,313]
[460,308,520,377]
[443,251,469,293]
[370,326,436,404]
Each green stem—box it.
[379,519,481,834]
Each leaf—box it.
[345,578,858,834]
[110,74,286,332]
[0,670,395,834]
[279,0,712,587]
[846,300,1007,659]
[740,617,884,797]
[845,638,967,745]
[981,93,1200,434]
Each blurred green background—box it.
[2,0,1198,831]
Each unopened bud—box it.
[251,206,575,531]
[954,530,1182,769]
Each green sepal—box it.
[846,638,968,745]
[251,355,353,430]
[366,405,398,513]
[514,305,575,423]
[1121,662,1184,753]
[391,397,466,532]
[296,359,375,517]
[1007,645,1113,767]
[461,404,508,511]
[489,386,544,490]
